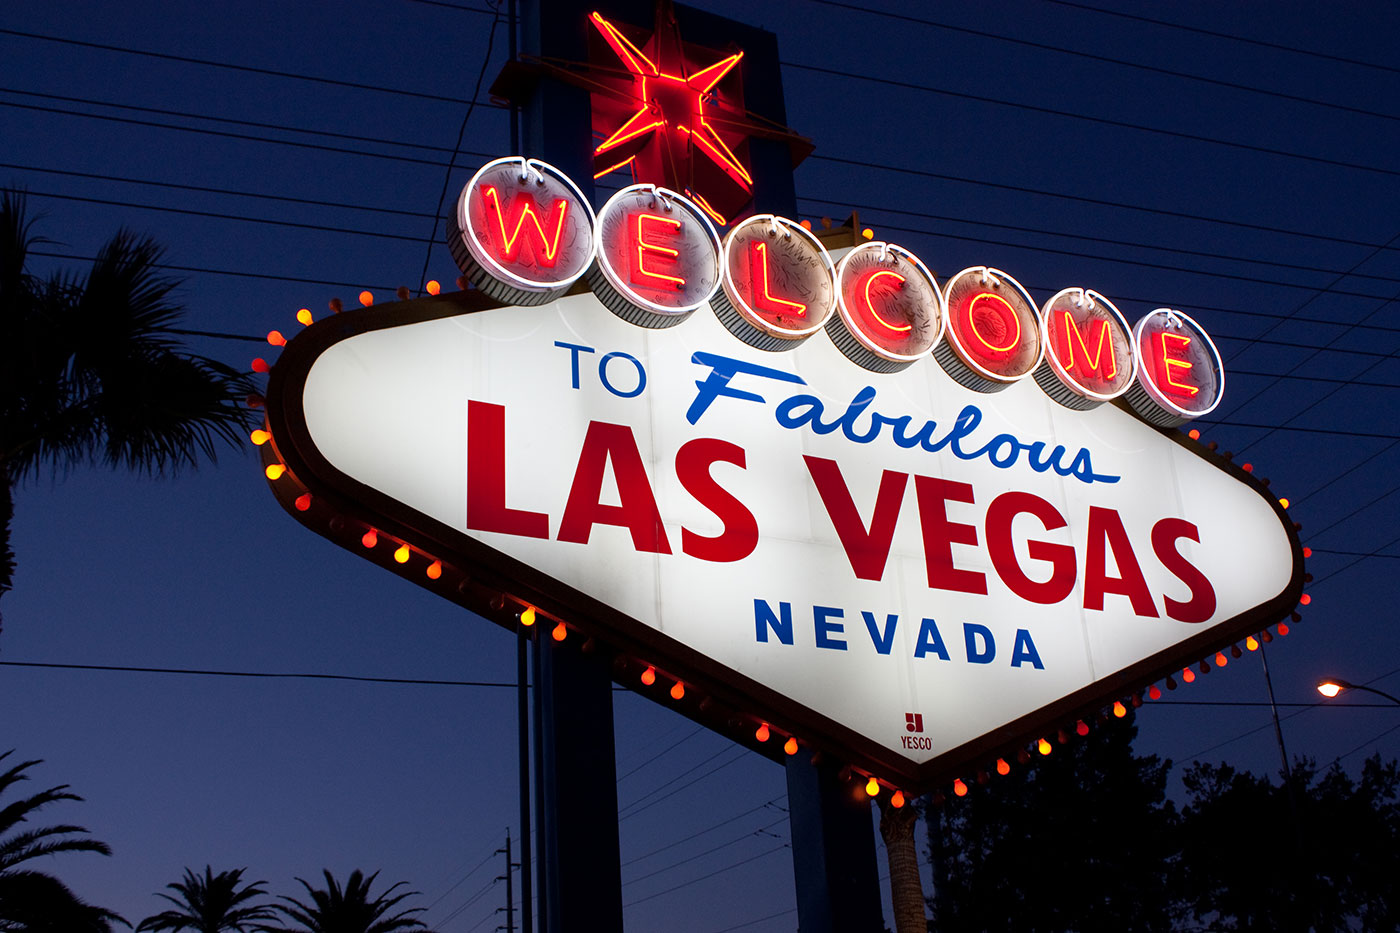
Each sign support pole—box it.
[519,8,623,931]
[785,749,884,933]
[514,3,880,929]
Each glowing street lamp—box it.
[1316,678,1400,706]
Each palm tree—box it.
[137,867,274,933]
[0,190,254,626]
[266,870,431,933]
[0,749,126,931]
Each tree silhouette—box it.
[0,750,125,931]
[136,867,275,933]
[264,870,431,933]
[924,711,1181,932]
[1178,754,1400,931]
[0,190,254,628]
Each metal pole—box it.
[498,831,515,933]
[517,630,533,933]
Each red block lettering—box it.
[1152,518,1216,623]
[677,438,758,562]
[1084,506,1159,617]
[805,456,907,582]
[915,476,987,595]
[466,400,549,539]
[557,421,671,553]
[985,491,1076,604]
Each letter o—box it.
[598,351,646,398]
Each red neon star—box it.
[588,5,754,223]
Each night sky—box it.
[4,1,1400,930]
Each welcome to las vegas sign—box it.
[257,157,1304,795]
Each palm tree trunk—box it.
[0,473,13,636]
[879,796,927,933]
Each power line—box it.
[0,659,517,687]
[623,818,787,887]
[0,99,486,170]
[28,248,406,293]
[0,26,503,107]
[702,907,797,933]
[801,0,1400,124]
[617,725,705,783]
[0,161,436,220]
[418,6,503,298]
[23,188,429,243]
[1044,0,1400,77]
[622,800,782,868]
[806,153,1400,254]
[797,195,1400,290]
[787,61,1400,180]
[622,842,789,909]
[0,86,483,155]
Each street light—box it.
[1316,678,1400,706]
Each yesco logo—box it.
[449,156,1225,430]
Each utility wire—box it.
[0,99,486,169]
[0,86,486,154]
[28,248,404,293]
[702,907,797,933]
[1044,0,1400,77]
[622,842,789,909]
[622,800,783,868]
[0,161,436,219]
[787,61,1400,180]
[0,26,504,107]
[616,725,705,783]
[0,659,517,687]
[802,0,1400,124]
[623,818,787,887]
[807,153,1400,254]
[797,194,1400,289]
[418,5,503,297]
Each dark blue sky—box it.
[4,1,1400,930]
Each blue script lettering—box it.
[689,353,1119,485]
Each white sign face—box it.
[285,291,1299,785]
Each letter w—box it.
[481,186,569,267]
[804,456,907,581]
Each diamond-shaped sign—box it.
[262,288,1302,792]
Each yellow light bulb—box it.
[1113,701,1127,718]
[865,777,880,797]
[393,544,410,564]
[264,463,286,480]
[1038,738,1052,756]
[520,606,536,626]
[250,429,270,446]
[297,308,313,326]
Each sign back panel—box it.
[264,289,1303,791]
